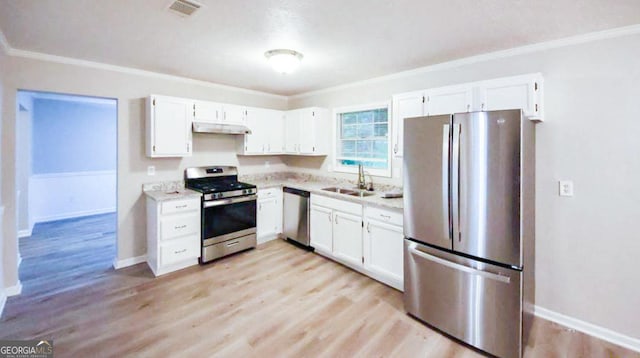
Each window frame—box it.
[332,102,392,178]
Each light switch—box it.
[559,180,573,197]
[147,166,156,176]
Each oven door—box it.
[202,195,257,246]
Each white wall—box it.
[15,93,33,236]
[290,33,640,341]
[1,54,289,293]
[29,171,116,223]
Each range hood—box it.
[192,122,252,135]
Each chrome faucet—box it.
[357,164,366,190]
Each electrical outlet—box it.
[264,161,270,168]
[147,166,156,176]
[559,180,573,197]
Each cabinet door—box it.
[333,211,363,267]
[310,205,333,255]
[194,100,222,123]
[223,103,246,124]
[392,91,425,158]
[298,108,316,154]
[267,110,285,154]
[149,96,192,157]
[257,197,278,243]
[426,85,473,116]
[284,110,300,153]
[243,107,267,154]
[477,75,541,117]
[364,219,404,290]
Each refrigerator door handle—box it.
[451,123,461,243]
[442,124,451,241]
[408,242,510,284]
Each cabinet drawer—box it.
[258,187,281,198]
[365,206,403,227]
[160,237,199,266]
[311,194,362,216]
[160,214,200,240]
[161,198,199,215]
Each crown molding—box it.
[291,23,640,99]
[1,31,286,101]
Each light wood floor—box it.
[1,214,638,357]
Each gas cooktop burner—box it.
[184,166,257,201]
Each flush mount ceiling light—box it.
[264,49,303,74]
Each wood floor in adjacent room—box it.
[1,214,638,357]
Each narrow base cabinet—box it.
[309,194,404,291]
[363,206,404,290]
[257,188,283,244]
[146,196,201,276]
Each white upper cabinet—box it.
[222,103,246,124]
[238,107,284,155]
[267,111,285,154]
[426,84,473,116]
[476,74,543,119]
[193,100,222,123]
[146,95,192,157]
[298,107,329,155]
[284,110,300,154]
[391,73,543,157]
[392,91,425,158]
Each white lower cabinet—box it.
[364,207,404,291]
[257,188,283,244]
[310,204,333,254]
[147,196,201,276]
[309,194,404,290]
[333,211,364,267]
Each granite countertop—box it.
[250,178,404,210]
[144,189,202,202]
[142,180,202,202]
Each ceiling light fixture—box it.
[264,49,303,74]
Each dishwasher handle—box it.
[283,187,310,197]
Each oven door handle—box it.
[203,195,258,208]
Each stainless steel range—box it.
[184,166,257,264]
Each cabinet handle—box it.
[174,225,187,230]
[174,249,187,254]
[259,203,263,210]
[379,214,391,221]
[466,104,471,112]
[366,222,371,233]
[481,103,485,111]
[328,212,331,222]
[175,204,187,209]
[393,143,398,154]
[335,215,339,224]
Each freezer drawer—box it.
[404,239,522,358]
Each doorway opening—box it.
[15,90,117,295]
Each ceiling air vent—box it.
[168,0,202,17]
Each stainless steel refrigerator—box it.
[403,109,535,358]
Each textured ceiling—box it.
[1,0,639,95]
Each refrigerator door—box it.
[452,110,522,267]
[403,115,452,250]
[404,239,522,358]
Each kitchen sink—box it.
[321,187,375,198]
[346,191,375,197]
[321,187,358,195]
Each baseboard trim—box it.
[35,207,116,224]
[18,228,32,238]
[113,255,147,270]
[5,281,23,297]
[535,306,640,353]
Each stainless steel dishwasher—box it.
[283,187,311,248]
